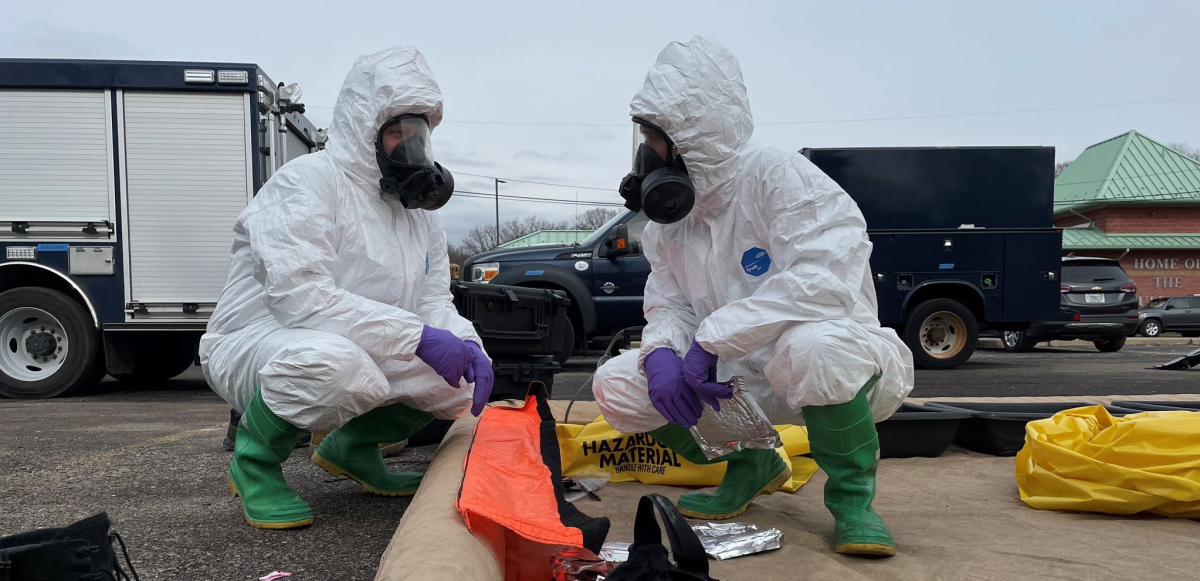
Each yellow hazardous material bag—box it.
[1016,406,1200,518]
[556,417,818,492]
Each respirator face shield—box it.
[379,115,435,166]
[375,114,454,210]
[618,118,695,224]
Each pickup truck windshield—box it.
[578,209,632,247]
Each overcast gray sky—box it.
[4,0,1198,243]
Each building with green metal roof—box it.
[1054,130,1200,305]
[498,230,593,249]
[1055,130,1200,216]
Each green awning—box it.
[1062,227,1200,250]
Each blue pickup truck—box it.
[463,210,651,363]
[462,146,1063,369]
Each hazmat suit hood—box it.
[326,46,445,192]
[629,36,753,216]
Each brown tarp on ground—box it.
[375,413,503,581]
[587,451,1200,580]
[377,397,1200,581]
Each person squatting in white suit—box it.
[201,46,493,529]
[593,36,914,556]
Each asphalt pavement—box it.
[1,341,1196,579]
[556,342,1200,401]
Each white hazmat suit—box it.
[594,37,915,435]
[200,46,481,432]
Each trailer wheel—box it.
[112,336,197,385]
[0,288,105,399]
[903,299,978,370]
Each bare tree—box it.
[456,216,571,257]
[500,216,570,245]
[447,243,472,273]
[459,224,500,257]
[574,207,620,230]
[1054,161,1072,178]
[1167,142,1200,163]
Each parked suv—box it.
[1003,257,1139,353]
[1138,296,1200,338]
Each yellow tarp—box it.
[557,417,818,492]
[1016,405,1200,518]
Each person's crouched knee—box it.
[259,334,389,430]
[766,322,875,406]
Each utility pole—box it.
[494,178,506,247]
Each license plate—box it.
[1085,293,1105,304]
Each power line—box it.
[458,194,622,208]
[500,194,620,206]
[457,160,1200,198]
[456,188,1200,209]
[756,96,1200,126]
[452,190,1200,211]
[456,190,608,205]
[454,190,623,207]
[456,195,622,208]
[457,172,613,192]
[448,119,623,127]
[304,95,1199,127]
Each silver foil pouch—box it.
[597,541,631,563]
[691,521,784,560]
[688,377,781,460]
[549,547,614,581]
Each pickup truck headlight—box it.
[471,262,500,283]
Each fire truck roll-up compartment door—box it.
[284,127,312,164]
[121,92,252,320]
[0,90,115,235]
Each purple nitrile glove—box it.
[415,325,473,388]
[463,340,493,416]
[645,348,702,428]
[682,340,733,411]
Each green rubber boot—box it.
[649,424,791,520]
[802,375,896,557]
[227,391,313,529]
[311,403,433,496]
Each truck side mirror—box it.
[604,224,632,259]
[1165,304,1176,310]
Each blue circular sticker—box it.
[741,247,771,277]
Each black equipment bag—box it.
[0,512,138,581]
[607,494,715,581]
